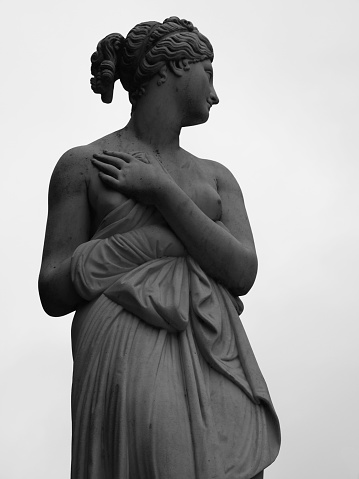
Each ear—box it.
[168,59,191,77]
[156,65,168,86]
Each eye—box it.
[206,70,213,80]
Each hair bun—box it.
[90,18,213,107]
[90,33,124,104]
[164,17,194,31]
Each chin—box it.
[183,111,210,127]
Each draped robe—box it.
[70,199,280,479]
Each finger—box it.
[93,153,127,168]
[92,159,121,178]
[103,150,133,163]
[98,172,121,189]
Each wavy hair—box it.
[90,16,214,106]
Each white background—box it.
[1,1,358,478]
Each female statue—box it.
[39,16,280,479]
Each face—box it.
[180,59,219,127]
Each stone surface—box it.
[39,16,280,479]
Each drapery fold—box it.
[70,199,280,479]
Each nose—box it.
[210,87,219,105]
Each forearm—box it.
[154,182,257,295]
[39,257,85,317]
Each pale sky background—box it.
[1,1,358,478]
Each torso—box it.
[84,129,222,236]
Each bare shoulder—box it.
[49,144,99,204]
[53,143,99,173]
[50,129,125,194]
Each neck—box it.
[125,79,182,155]
[126,117,180,154]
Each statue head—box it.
[90,16,214,107]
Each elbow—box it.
[38,291,72,317]
[38,278,76,317]
[40,301,72,317]
[39,296,77,317]
[229,279,255,297]
[233,280,255,297]
[229,253,258,297]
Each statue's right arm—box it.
[39,148,92,317]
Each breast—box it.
[188,182,222,221]
[88,159,222,233]
[169,155,222,222]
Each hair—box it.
[90,16,214,106]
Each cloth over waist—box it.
[71,200,272,404]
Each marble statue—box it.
[39,16,280,479]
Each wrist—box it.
[153,176,179,208]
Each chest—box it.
[87,153,222,234]
[165,161,222,220]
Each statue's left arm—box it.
[156,160,258,296]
